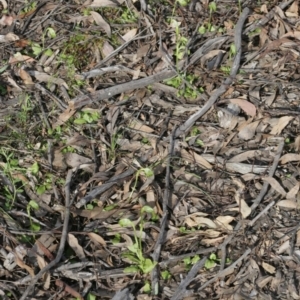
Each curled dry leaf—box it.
[87,232,107,247]
[122,28,138,42]
[238,120,260,140]
[102,41,114,57]
[184,213,217,228]
[90,11,111,37]
[235,190,251,218]
[9,52,35,64]
[280,153,300,164]
[0,14,13,26]
[277,200,298,209]
[286,183,299,200]
[0,32,19,42]
[270,116,293,135]
[262,262,276,274]
[88,0,124,7]
[215,216,234,230]
[68,233,86,260]
[229,98,256,117]
[262,177,286,196]
[19,69,34,85]
[27,71,69,89]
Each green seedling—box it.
[86,293,96,300]
[27,200,40,232]
[0,150,25,209]
[161,270,171,280]
[185,127,204,146]
[229,43,237,59]
[129,167,154,202]
[143,281,151,293]
[62,146,75,154]
[120,7,138,23]
[31,27,56,57]
[112,233,121,244]
[179,226,196,233]
[165,74,204,100]
[73,110,100,125]
[198,1,217,34]
[21,1,37,14]
[36,173,52,195]
[119,206,157,274]
[183,255,200,270]
[205,253,231,269]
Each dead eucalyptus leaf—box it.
[229,98,256,117]
[238,121,260,140]
[277,200,298,209]
[280,154,300,164]
[262,177,286,196]
[90,11,111,37]
[68,234,86,260]
[270,116,293,135]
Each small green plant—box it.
[27,200,40,232]
[0,150,25,209]
[205,253,231,269]
[119,206,157,274]
[198,1,217,34]
[229,43,237,59]
[120,7,138,23]
[112,233,121,244]
[30,27,56,57]
[185,127,204,146]
[73,109,100,125]
[21,1,37,14]
[143,281,151,293]
[183,255,200,270]
[165,74,204,100]
[161,270,171,280]
[36,173,53,195]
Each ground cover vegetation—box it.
[0,0,300,299]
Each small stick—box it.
[170,8,250,138]
[248,200,275,227]
[151,126,176,294]
[19,169,73,300]
[197,249,251,292]
[170,257,207,300]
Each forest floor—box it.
[0,0,300,299]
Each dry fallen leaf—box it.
[270,116,293,135]
[88,0,124,7]
[238,120,260,140]
[262,261,276,274]
[277,200,298,209]
[262,177,286,196]
[229,98,256,117]
[68,234,86,260]
[90,11,111,37]
[122,28,137,42]
[280,153,300,164]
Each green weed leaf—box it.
[28,200,39,210]
[119,218,133,227]
[141,258,157,273]
[161,270,171,280]
[124,266,140,273]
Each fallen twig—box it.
[170,257,207,300]
[170,7,250,138]
[218,139,285,277]
[197,248,251,292]
[151,126,176,294]
[250,139,285,211]
[19,169,73,300]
